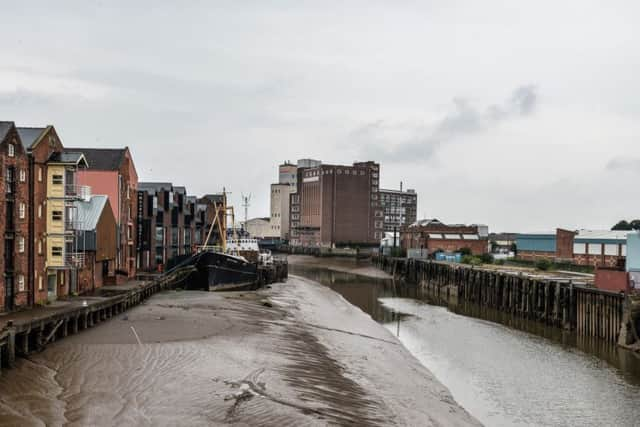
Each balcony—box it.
[65,252,85,268]
[65,184,91,200]
[65,219,84,231]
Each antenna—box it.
[241,193,251,228]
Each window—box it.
[127,186,130,199]
[19,169,26,182]
[52,211,63,221]
[38,204,42,218]
[38,239,43,255]
[588,244,602,255]
[8,143,15,157]
[573,243,586,254]
[18,236,25,253]
[18,275,25,292]
[52,174,63,185]
[38,167,43,182]
[52,246,63,257]
[604,244,619,256]
[19,203,25,219]
[38,276,43,291]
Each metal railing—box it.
[196,245,224,253]
[64,252,85,268]
[64,184,91,200]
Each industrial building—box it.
[401,219,490,257]
[378,187,417,232]
[517,229,630,268]
[289,161,382,248]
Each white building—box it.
[269,160,321,240]
[244,217,273,239]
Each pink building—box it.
[64,147,138,280]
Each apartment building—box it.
[289,161,382,247]
[74,195,117,292]
[65,148,138,279]
[0,122,30,311]
[137,183,202,271]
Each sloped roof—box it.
[0,121,14,141]
[64,147,126,170]
[139,182,173,193]
[74,195,109,230]
[48,151,88,166]
[16,127,47,149]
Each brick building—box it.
[65,148,138,279]
[18,125,70,304]
[289,161,382,248]
[136,183,209,272]
[0,122,30,312]
[74,195,117,293]
[516,229,630,268]
[401,219,489,256]
[379,187,417,232]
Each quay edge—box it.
[374,255,639,349]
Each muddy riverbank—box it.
[0,277,478,426]
[289,257,640,427]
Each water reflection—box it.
[291,264,640,427]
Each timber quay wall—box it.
[0,261,290,374]
[374,256,638,349]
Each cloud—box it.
[606,157,640,172]
[352,85,538,163]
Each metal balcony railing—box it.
[65,184,91,200]
[65,219,84,231]
[65,252,85,268]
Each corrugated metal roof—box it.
[575,229,631,243]
[74,195,108,230]
[16,127,46,148]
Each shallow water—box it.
[291,263,640,427]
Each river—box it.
[290,261,640,427]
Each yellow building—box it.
[45,152,88,300]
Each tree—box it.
[612,219,640,230]
[459,247,472,256]
[612,220,632,230]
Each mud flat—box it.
[0,276,478,426]
[288,254,391,279]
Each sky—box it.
[1,0,639,232]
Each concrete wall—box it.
[627,232,640,272]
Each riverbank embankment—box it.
[0,275,479,426]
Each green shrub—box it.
[480,253,494,264]
[495,259,505,265]
[459,247,472,256]
[536,259,552,271]
[462,255,482,266]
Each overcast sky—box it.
[1,1,639,232]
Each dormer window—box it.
[8,143,15,157]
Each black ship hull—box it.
[189,251,258,291]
